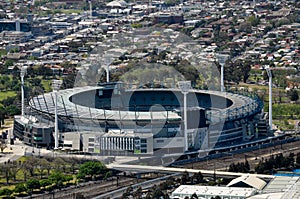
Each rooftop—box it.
[171,185,257,198]
[227,175,267,190]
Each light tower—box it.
[216,53,229,92]
[178,81,191,152]
[52,79,63,150]
[265,67,273,131]
[104,54,114,83]
[89,0,92,19]
[20,67,26,117]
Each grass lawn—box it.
[0,91,17,101]
[41,79,52,93]
[60,9,83,14]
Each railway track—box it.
[29,174,165,199]
[183,139,300,171]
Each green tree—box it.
[40,179,52,189]
[14,183,27,194]
[181,171,189,184]
[4,59,14,68]
[78,161,106,180]
[26,179,41,192]
[0,188,12,197]
[49,171,66,189]
[192,172,203,184]
[288,89,299,102]
[164,0,180,6]
[0,138,7,153]
[247,15,260,26]
[152,184,165,199]
[0,104,6,127]
[5,105,20,116]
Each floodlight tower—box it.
[179,81,191,152]
[52,79,63,150]
[104,54,114,83]
[216,53,229,92]
[89,0,92,19]
[20,67,26,117]
[266,67,273,131]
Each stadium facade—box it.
[13,82,270,156]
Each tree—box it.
[52,157,66,172]
[24,157,39,177]
[5,105,20,116]
[133,186,142,198]
[181,171,190,184]
[49,171,66,189]
[9,161,21,182]
[245,160,250,172]
[0,188,12,197]
[191,192,198,199]
[26,179,40,192]
[0,104,6,128]
[0,162,11,184]
[247,15,260,26]
[4,59,14,68]
[40,179,52,189]
[37,158,49,179]
[0,138,7,153]
[164,0,180,6]
[152,185,165,199]
[14,183,27,194]
[104,170,112,180]
[192,172,203,184]
[288,89,299,102]
[296,153,300,165]
[77,161,106,180]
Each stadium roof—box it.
[29,86,262,124]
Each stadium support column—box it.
[179,81,191,152]
[266,68,272,131]
[216,53,229,92]
[52,79,63,150]
[20,67,26,117]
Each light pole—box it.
[52,79,62,150]
[216,53,229,92]
[104,54,114,83]
[178,81,191,152]
[266,67,273,131]
[20,67,26,117]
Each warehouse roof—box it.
[227,175,267,190]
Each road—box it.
[107,163,274,179]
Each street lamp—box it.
[178,81,191,152]
[265,67,273,132]
[216,53,229,92]
[52,79,63,150]
[20,67,26,117]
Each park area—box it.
[0,156,111,198]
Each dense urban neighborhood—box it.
[0,0,300,199]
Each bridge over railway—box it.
[108,164,275,180]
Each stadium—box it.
[13,81,273,157]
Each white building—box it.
[171,185,257,199]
